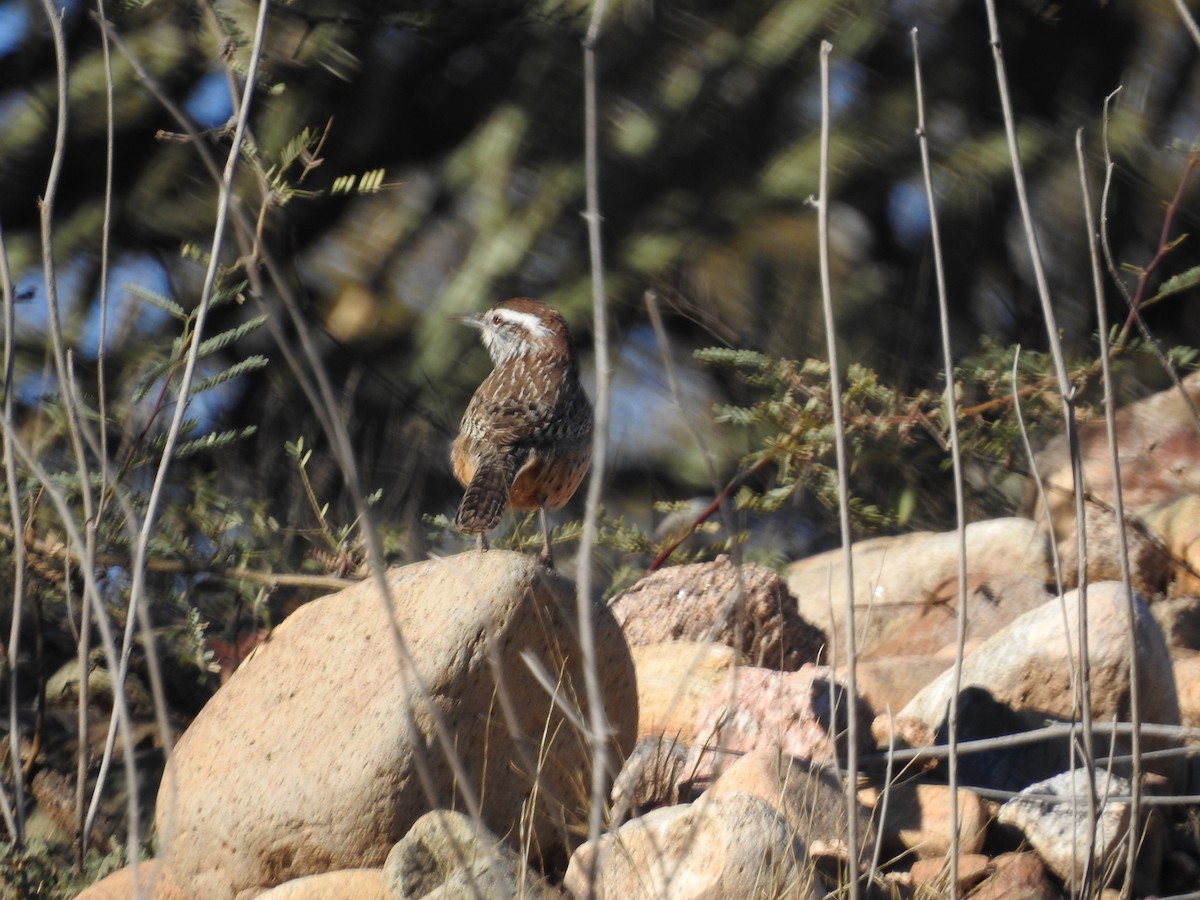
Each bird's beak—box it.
[450,311,484,328]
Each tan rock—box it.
[1150,595,1200,650]
[563,793,824,899]
[969,852,1057,900]
[75,861,184,900]
[631,641,743,739]
[786,518,1051,661]
[1176,656,1200,728]
[849,655,952,716]
[1144,494,1200,597]
[253,869,389,899]
[610,556,826,670]
[685,665,872,789]
[908,853,989,892]
[153,552,638,898]
[899,581,1181,786]
[858,782,987,860]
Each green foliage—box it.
[697,335,1200,541]
[0,839,131,899]
[697,346,938,533]
[282,436,379,573]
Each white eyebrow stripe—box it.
[495,308,551,337]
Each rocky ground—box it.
[76,375,1200,898]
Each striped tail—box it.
[455,452,520,534]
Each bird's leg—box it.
[477,532,489,553]
[537,506,554,568]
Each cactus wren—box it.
[450,298,593,567]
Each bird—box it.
[450,297,593,568]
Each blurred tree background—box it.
[2,0,1199,577]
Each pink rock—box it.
[1034,371,1200,542]
[610,556,826,670]
[685,665,872,789]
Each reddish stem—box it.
[1120,150,1199,339]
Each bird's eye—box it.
[492,314,503,326]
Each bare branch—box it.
[911,26,969,893]
[983,0,1097,889]
[578,0,615,862]
[814,39,862,896]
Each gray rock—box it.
[384,810,557,899]
[998,768,1131,889]
[610,736,691,821]
[564,793,824,899]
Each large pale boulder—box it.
[153,551,637,898]
[900,581,1181,787]
[786,518,1051,661]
